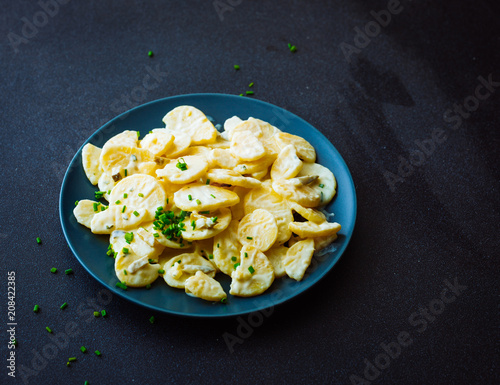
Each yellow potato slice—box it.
[289,221,341,238]
[265,245,288,278]
[270,144,303,180]
[213,220,242,276]
[105,130,138,148]
[230,186,249,221]
[298,162,337,206]
[233,153,277,175]
[114,247,160,287]
[157,243,194,266]
[97,172,115,201]
[90,206,147,234]
[230,244,275,297]
[174,183,239,211]
[244,181,292,244]
[140,131,175,156]
[272,178,321,207]
[238,209,278,252]
[209,148,240,169]
[163,253,216,289]
[82,143,103,185]
[206,134,231,149]
[99,144,154,179]
[283,238,315,281]
[289,202,326,224]
[232,118,279,156]
[73,199,101,228]
[136,161,160,177]
[250,168,269,180]
[156,155,208,184]
[274,132,316,162]
[193,237,214,260]
[182,208,231,241]
[230,130,266,161]
[109,174,166,222]
[152,129,192,158]
[313,233,338,251]
[223,116,243,140]
[162,106,217,145]
[207,169,261,188]
[185,271,227,302]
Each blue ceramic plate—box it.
[59,94,356,317]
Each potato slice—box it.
[250,168,269,180]
[82,143,103,185]
[232,118,279,156]
[230,130,266,161]
[265,245,288,278]
[289,221,341,238]
[140,131,175,156]
[298,162,337,206]
[289,202,326,224]
[193,237,214,260]
[97,172,115,201]
[90,206,147,234]
[274,132,316,162]
[99,144,154,179]
[313,233,338,251]
[185,271,227,302]
[162,106,217,145]
[213,220,242,276]
[206,134,231,149]
[272,178,321,207]
[105,130,139,148]
[174,183,239,211]
[109,174,166,222]
[223,116,243,140]
[230,244,275,297]
[283,238,315,281]
[156,155,208,184]
[152,129,192,158]
[238,209,278,252]
[163,253,216,289]
[182,208,231,241]
[230,186,249,221]
[73,199,101,228]
[114,247,160,287]
[209,148,240,169]
[207,169,261,189]
[233,153,276,175]
[244,181,292,245]
[271,144,303,180]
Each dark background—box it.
[1,0,499,384]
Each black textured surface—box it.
[1,1,499,384]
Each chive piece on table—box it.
[65,269,73,275]
[46,326,52,333]
[33,305,40,313]
[60,302,68,310]
[36,237,42,244]
[80,346,87,353]
[50,267,57,273]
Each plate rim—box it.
[59,93,357,318]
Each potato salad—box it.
[74,106,341,302]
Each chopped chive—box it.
[148,50,154,57]
[248,266,255,274]
[94,191,105,199]
[94,311,101,317]
[149,316,155,324]
[12,339,17,346]
[85,381,89,385]
[68,357,77,362]
[244,252,248,258]
[158,269,165,274]
[145,284,151,290]
[124,232,134,244]
[122,205,126,213]
[50,267,57,273]
[153,233,159,238]
[191,220,196,230]
[124,169,128,176]
[231,256,237,262]
[249,82,254,87]
[66,362,70,367]
[166,198,169,204]
[80,346,87,353]
[234,64,240,70]
[124,193,128,198]
[206,179,210,185]
[217,243,220,248]
[94,350,101,356]
[148,258,155,263]
[60,302,68,310]
[75,200,79,206]
[46,326,52,333]
[239,93,244,96]
[211,216,218,222]
[233,263,240,270]
[246,236,253,240]
[138,193,144,197]
[33,305,40,313]
[288,43,297,52]
[101,309,107,317]
[65,269,73,275]
[221,297,227,304]
[210,194,216,199]
[176,158,188,171]
[188,194,193,201]
[122,247,129,254]
[116,282,127,290]
[133,210,140,217]
[123,270,128,275]
[196,199,201,205]
[320,191,324,202]
[115,200,121,204]
[319,183,325,188]
[246,91,254,95]
[93,202,98,211]
[200,211,210,215]
[208,254,213,259]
